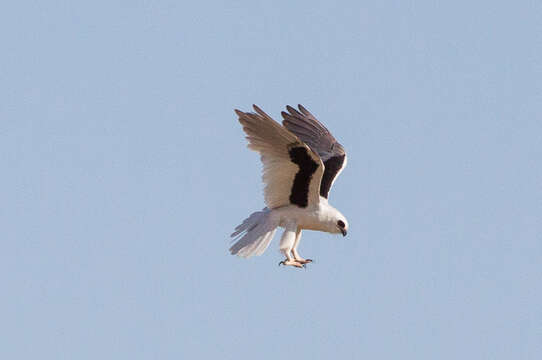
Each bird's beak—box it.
[341,229,347,237]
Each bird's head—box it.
[336,218,349,236]
[323,207,348,237]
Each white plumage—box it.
[230,105,349,268]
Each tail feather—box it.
[230,208,278,258]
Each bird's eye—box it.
[337,220,345,228]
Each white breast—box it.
[274,200,337,232]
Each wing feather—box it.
[236,105,324,209]
[281,105,347,199]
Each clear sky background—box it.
[1,1,541,359]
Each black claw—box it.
[278,260,285,266]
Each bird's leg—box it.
[292,228,312,264]
[278,222,303,268]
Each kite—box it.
[230,105,349,268]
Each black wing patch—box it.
[281,105,347,200]
[288,146,319,207]
[320,155,345,199]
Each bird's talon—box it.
[278,259,304,268]
[295,258,313,265]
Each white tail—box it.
[230,208,279,258]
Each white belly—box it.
[272,203,332,232]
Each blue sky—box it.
[1,1,541,359]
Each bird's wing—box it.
[281,105,347,199]
[236,105,324,209]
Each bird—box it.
[229,104,348,268]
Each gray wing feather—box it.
[281,105,347,199]
[281,105,345,161]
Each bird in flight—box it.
[230,105,348,268]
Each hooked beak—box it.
[341,229,347,237]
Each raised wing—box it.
[281,105,347,199]
[236,105,324,209]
